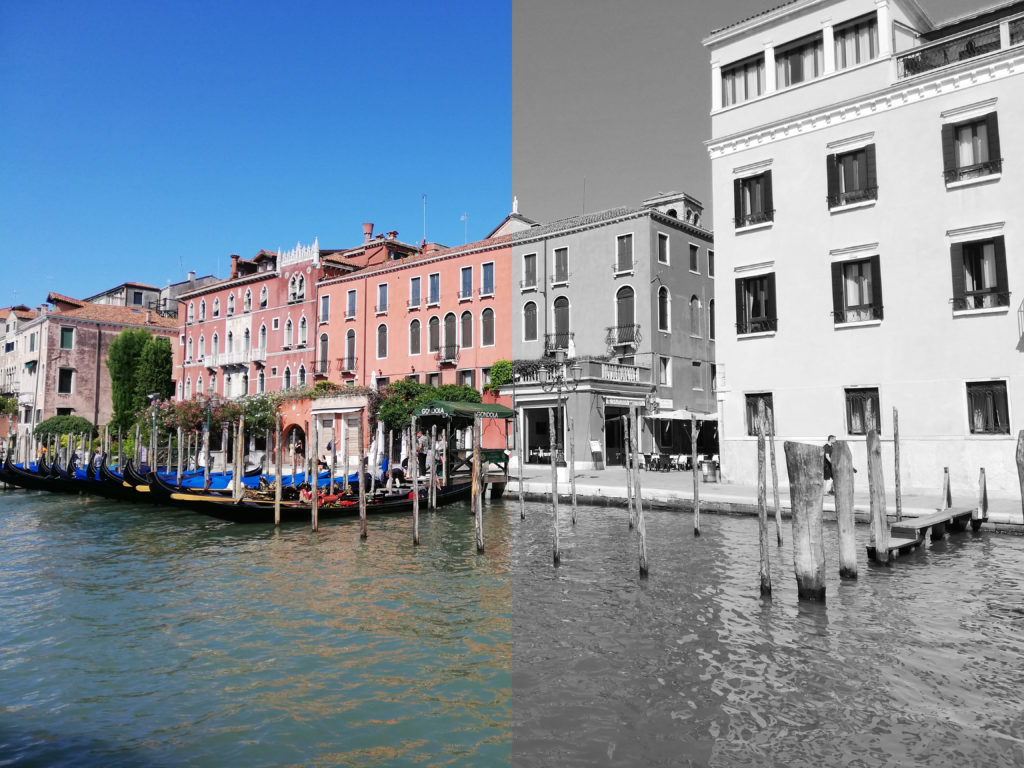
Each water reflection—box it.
[1,490,1023,766]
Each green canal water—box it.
[2,488,1023,767]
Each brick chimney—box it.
[362,223,374,243]
[230,254,240,279]
[145,310,152,324]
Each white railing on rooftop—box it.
[897,15,1023,79]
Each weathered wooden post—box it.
[290,429,297,487]
[974,467,988,530]
[784,441,827,600]
[941,466,952,510]
[310,416,319,532]
[235,415,246,500]
[386,428,395,492]
[134,423,141,467]
[202,421,212,490]
[103,425,110,469]
[623,415,634,529]
[304,419,312,487]
[175,426,183,486]
[473,414,484,553]
[411,421,420,546]
[833,440,857,579]
[767,406,782,546]
[691,415,700,536]
[274,413,282,526]
[441,428,448,487]
[220,425,228,474]
[117,427,123,472]
[358,419,367,539]
[165,432,173,475]
[429,424,438,510]
[632,406,649,577]
[329,422,337,496]
[515,413,525,520]
[867,427,890,563]
[548,406,560,566]
[893,406,903,521]
[1017,430,1024,523]
[755,403,771,597]
[341,423,349,493]
[568,416,577,525]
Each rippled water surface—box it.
[2,488,1024,767]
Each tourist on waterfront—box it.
[415,429,427,476]
[824,435,835,494]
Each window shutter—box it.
[831,262,844,322]
[763,170,774,219]
[765,273,777,329]
[993,235,1008,296]
[865,144,877,190]
[733,179,742,225]
[941,124,956,174]
[986,112,1001,163]
[735,278,745,330]
[826,154,839,204]
[869,254,883,320]
[950,243,966,306]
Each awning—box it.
[646,408,718,421]
[413,400,515,420]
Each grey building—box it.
[505,192,715,469]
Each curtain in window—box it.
[410,320,420,355]
[461,311,473,348]
[524,302,537,341]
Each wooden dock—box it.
[867,506,984,561]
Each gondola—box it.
[145,469,473,524]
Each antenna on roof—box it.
[422,193,427,243]
[460,213,468,244]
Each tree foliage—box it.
[35,414,96,438]
[134,336,174,404]
[0,396,16,416]
[106,328,155,430]
[375,381,481,432]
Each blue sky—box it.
[1,0,512,303]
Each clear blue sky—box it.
[1,0,512,304]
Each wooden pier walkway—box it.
[867,506,985,560]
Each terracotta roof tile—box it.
[55,303,178,329]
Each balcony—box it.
[737,317,778,335]
[734,210,774,228]
[512,358,651,387]
[944,160,1002,184]
[834,306,883,324]
[207,348,262,367]
[314,358,330,377]
[375,303,388,314]
[827,187,878,208]
[337,356,358,375]
[458,289,474,301]
[897,22,1003,79]
[407,298,421,310]
[604,324,641,348]
[250,346,267,363]
[436,344,459,365]
[544,332,573,355]
[952,291,1011,312]
[549,273,569,287]
[520,278,538,291]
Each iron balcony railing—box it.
[944,159,1002,184]
[407,298,421,309]
[436,344,459,364]
[833,306,883,323]
[544,332,573,355]
[952,291,1011,312]
[734,210,775,228]
[897,22,1003,79]
[314,359,330,376]
[375,303,388,314]
[736,317,778,334]
[827,186,878,208]
[604,324,641,347]
[337,356,358,374]
[549,273,569,286]
[519,278,538,290]
[458,288,474,300]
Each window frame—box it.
[942,113,1001,185]
[376,323,388,359]
[346,289,357,319]
[735,273,778,335]
[721,52,766,108]
[60,326,74,350]
[481,307,495,347]
[480,261,495,297]
[522,253,538,291]
[734,171,774,228]
[745,393,773,436]
[409,318,421,356]
[408,276,422,308]
[428,273,441,306]
[320,294,330,323]
[834,12,879,71]
[845,387,881,435]
[57,367,74,395]
[775,32,824,88]
[376,283,389,314]
[950,236,1009,313]
[552,247,569,285]
[523,301,538,342]
[459,266,473,301]
[827,144,878,209]
[965,379,1010,435]
[831,255,884,324]
[615,233,634,275]
[657,233,669,265]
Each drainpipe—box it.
[93,322,102,426]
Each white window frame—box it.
[521,253,538,291]
[376,283,389,314]
[428,273,441,306]
[320,294,330,323]
[657,233,670,265]
[480,261,495,297]
[615,233,635,275]
[346,289,357,319]
[459,266,473,301]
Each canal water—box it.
[1,489,1023,767]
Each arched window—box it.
[377,324,388,358]
[298,365,306,387]
[709,299,716,340]
[259,324,267,350]
[242,372,249,394]
[289,275,305,302]
[284,319,293,347]
[184,377,192,398]
[615,286,635,343]
[428,316,440,353]
[523,301,537,341]
[319,333,329,374]
[345,330,356,371]
[186,337,193,361]
[209,372,216,393]
[243,289,252,312]
[227,331,234,353]
[658,287,670,332]
[690,295,701,336]
[227,293,235,315]
[553,296,569,349]
[199,300,206,322]
[243,329,251,354]
[197,375,203,395]
[213,298,220,318]
[481,308,495,347]
[259,286,268,309]
[299,317,308,346]
[212,333,219,356]
[257,370,265,393]
[198,335,205,358]
[461,311,473,349]
[443,313,457,354]
[284,367,291,389]
[409,319,421,355]
[187,302,195,323]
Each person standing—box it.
[415,429,427,477]
[824,435,836,494]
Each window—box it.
[657,233,669,264]
[227,294,235,315]
[692,361,703,389]
[260,286,268,309]
[409,319,421,355]
[775,33,824,88]
[834,13,878,70]
[428,273,440,305]
[658,287,670,332]
[409,276,421,308]
[523,301,538,342]
[427,373,440,387]
[211,333,219,356]
[244,289,252,312]
[967,381,1009,434]
[443,313,457,356]
[832,256,883,323]
[951,237,1009,311]
[259,325,267,349]
[376,376,389,389]
[689,295,701,336]
[213,298,220,318]
[284,319,293,347]
[460,267,473,300]
[346,290,357,318]
[658,356,671,386]
[377,283,388,313]
[522,253,537,289]
[187,302,194,323]
[553,248,568,284]
[461,311,473,349]
[289,275,305,302]
[943,114,1001,183]
[827,145,877,207]
[615,234,633,273]
[272,318,279,330]
[481,262,494,296]
[60,327,74,349]
[428,316,440,353]
[56,407,73,416]
[227,331,234,353]
[198,335,205,358]
[745,393,773,435]
[186,337,193,361]
[132,291,143,306]
[199,300,206,321]
[689,244,699,272]
[721,53,765,107]
[481,308,495,347]
[734,172,773,227]
[319,295,329,322]
[614,286,635,343]
[460,370,475,388]
[377,324,388,358]
[735,274,777,334]
[845,387,880,435]
[284,367,291,389]
[184,377,192,398]
[258,371,265,393]
[298,365,306,387]
[344,330,357,372]
[709,299,716,340]
[318,334,329,374]
[298,317,307,346]
[552,297,570,349]
[57,368,74,394]
[709,250,715,277]
[29,332,36,352]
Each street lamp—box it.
[539,350,582,466]
[147,392,160,471]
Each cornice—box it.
[707,48,1024,159]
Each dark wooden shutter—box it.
[950,243,966,307]
[763,170,774,220]
[986,112,1001,163]
[735,278,745,331]
[765,273,777,329]
[941,124,956,175]
[831,262,844,322]
[865,144,877,190]
[826,154,839,205]
[993,236,1008,297]
[733,179,742,225]
[869,254,883,320]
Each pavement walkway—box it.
[506,464,1024,531]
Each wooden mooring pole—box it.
[548,406,560,566]
[411,420,420,546]
[274,413,282,526]
[441,428,448,487]
[784,440,827,601]
[386,428,394,492]
[976,467,988,529]
[175,426,184,486]
[473,414,484,553]
[329,426,337,497]
[833,440,857,579]
[429,424,438,510]
[893,407,903,521]
[632,406,649,578]
[1017,430,1024,523]
[767,406,782,546]
[755,401,771,597]
[341,423,349,494]
[941,466,952,510]
[516,414,525,520]
[691,415,700,536]
[568,416,577,525]
[867,427,890,563]
[358,419,367,539]
[623,415,634,529]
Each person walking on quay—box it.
[824,434,836,494]
[415,429,427,477]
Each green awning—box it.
[412,400,515,421]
